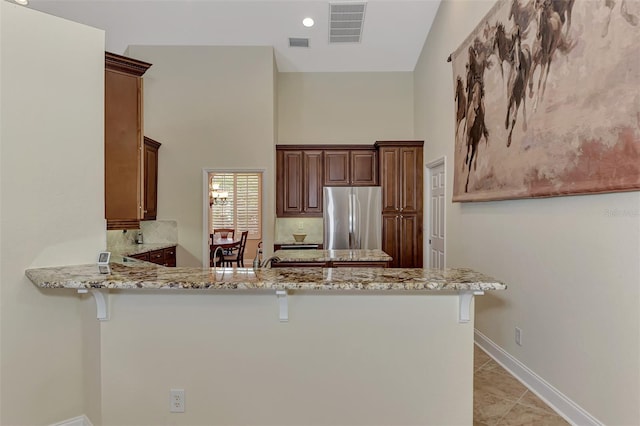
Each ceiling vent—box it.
[329,2,366,43]
[289,37,310,48]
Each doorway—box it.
[202,169,264,267]
[425,157,446,269]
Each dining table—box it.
[210,235,242,266]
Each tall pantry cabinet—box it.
[376,141,424,268]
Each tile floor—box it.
[474,344,570,425]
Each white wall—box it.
[414,0,640,424]
[0,3,105,424]
[278,72,414,144]
[127,45,277,267]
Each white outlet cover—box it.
[170,388,185,413]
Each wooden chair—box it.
[223,231,248,267]
[213,228,235,239]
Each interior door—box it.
[429,162,445,269]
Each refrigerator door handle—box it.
[349,192,355,249]
[354,193,361,249]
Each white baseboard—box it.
[474,329,603,426]
[49,414,93,426]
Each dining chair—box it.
[223,231,248,267]
[213,228,235,239]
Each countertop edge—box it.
[25,264,507,292]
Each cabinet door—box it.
[143,137,161,220]
[351,150,377,186]
[163,246,176,267]
[105,69,142,225]
[379,148,400,212]
[399,214,422,268]
[324,151,350,186]
[399,146,423,214]
[149,249,165,265]
[129,252,150,262]
[303,151,323,215]
[382,214,400,268]
[277,150,303,216]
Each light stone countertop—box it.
[273,249,392,263]
[25,260,506,292]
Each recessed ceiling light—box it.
[14,0,29,5]
[302,17,314,28]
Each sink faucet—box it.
[258,255,281,268]
[211,246,225,268]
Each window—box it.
[209,172,262,239]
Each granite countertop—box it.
[25,260,506,292]
[273,249,392,263]
[109,242,177,257]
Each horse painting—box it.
[450,0,640,202]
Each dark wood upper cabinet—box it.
[324,148,377,186]
[350,149,377,185]
[276,148,324,217]
[304,151,324,214]
[143,136,161,220]
[105,52,151,230]
[376,141,423,214]
[324,150,350,186]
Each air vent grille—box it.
[289,37,310,48]
[329,2,366,43]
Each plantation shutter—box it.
[209,172,261,239]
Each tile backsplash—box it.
[275,218,323,243]
[107,220,178,250]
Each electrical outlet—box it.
[515,327,522,346]
[297,221,304,230]
[170,388,185,413]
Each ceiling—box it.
[25,0,442,72]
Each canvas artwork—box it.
[451,0,640,202]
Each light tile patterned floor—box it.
[474,345,570,426]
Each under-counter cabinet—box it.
[143,136,161,220]
[276,148,323,217]
[104,52,151,230]
[129,246,176,267]
[376,141,424,268]
[323,147,377,186]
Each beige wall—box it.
[0,3,105,424]
[99,292,474,425]
[414,0,640,424]
[276,72,415,243]
[278,72,414,144]
[127,45,277,267]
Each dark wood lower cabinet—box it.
[129,252,150,262]
[128,246,176,267]
[382,214,422,268]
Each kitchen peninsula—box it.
[25,259,505,425]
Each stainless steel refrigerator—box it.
[323,186,381,250]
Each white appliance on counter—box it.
[323,186,381,250]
